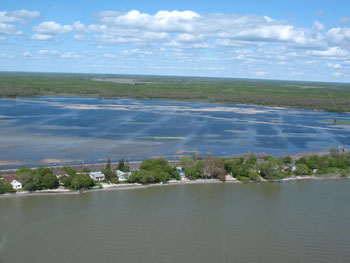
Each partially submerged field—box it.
[1,72,350,112]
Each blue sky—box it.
[1,0,350,82]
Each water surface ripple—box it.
[1,181,350,262]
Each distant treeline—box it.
[1,72,350,112]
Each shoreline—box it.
[1,175,346,199]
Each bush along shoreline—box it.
[1,149,350,195]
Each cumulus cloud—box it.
[30,33,53,40]
[0,53,14,59]
[33,21,73,35]
[0,23,22,34]
[2,9,350,81]
[0,9,39,35]
[72,21,89,33]
[88,10,331,51]
[313,21,325,31]
[256,71,268,76]
[291,71,304,76]
[23,51,32,57]
[61,52,82,59]
[38,49,58,55]
[333,72,344,77]
[0,9,39,24]
[309,47,349,57]
[327,63,342,69]
[98,10,200,32]
[338,17,350,24]
[326,27,350,46]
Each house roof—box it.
[4,174,18,183]
[90,171,104,177]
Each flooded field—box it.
[0,96,349,168]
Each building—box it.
[89,171,105,181]
[116,170,130,181]
[10,180,22,190]
[176,167,186,177]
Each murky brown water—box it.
[1,180,350,263]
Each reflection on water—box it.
[0,96,349,167]
[1,181,350,263]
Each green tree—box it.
[81,167,91,173]
[62,166,77,176]
[117,158,130,172]
[129,158,180,184]
[259,157,283,180]
[102,158,117,182]
[282,156,293,165]
[62,173,94,190]
[17,166,58,191]
[0,180,15,194]
[294,164,310,176]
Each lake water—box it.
[1,181,350,263]
[0,96,349,168]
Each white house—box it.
[10,180,22,190]
[116,170,130,181]
[89,171,105,181]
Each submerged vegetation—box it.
[322,119,350,124]
[1,72,350,112]
[141,137,183,141]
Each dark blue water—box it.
[0,96,349,168]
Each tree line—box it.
[1,151,350,194]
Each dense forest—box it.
[1,72,350,112]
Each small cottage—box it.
[89,171,105,181]
[116,170,130,181]
[11,180,22,190]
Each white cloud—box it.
[72,21,89,33]
[38,49,58,55]
[327,63,342,69]
[338,17,350,24]
[23,51,32,57]
[0,9,39,23]
[122,49,152,55]
[0,53,14,59]
[89,10,329,51]
[0,23,22,34]
[309,47,349,57]
[256,71,268,76]
[176,33,203,42]
[291,71,304,76]
[326,27,350,45]
[98,10,200,32]
[103,53,118,58]
[74,34,91,41]
[313,21,324,31]
[30,33,53,40]
[0,9,39,35]
[333,72,344,77]
[33,21,72,35]
[61,52,82,59]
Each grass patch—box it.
[322,119,350,124]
